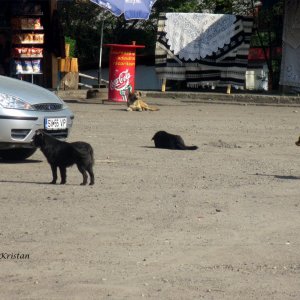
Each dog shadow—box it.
[0,179,82,186]
[0,159,42,164]
[0,180,48,185]
[140,146,156,149]
[274,175,300,180]
[252,173,300,180]
[110,108,128,111]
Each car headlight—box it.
[0,93,34,110]
[57,96,68,110]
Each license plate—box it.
[44,117,67,130]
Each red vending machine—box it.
[104,43,145,102]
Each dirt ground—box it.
[1,98,300,300]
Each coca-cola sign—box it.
[110,69,131,91]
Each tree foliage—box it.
[58,0,210,67]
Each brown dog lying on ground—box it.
[126,91,159,111]
[295,136,300,146]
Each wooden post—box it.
[226,84,231,94]
[50,0,58,89]
[161,78,167,92]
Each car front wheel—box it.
[0,148,37,161]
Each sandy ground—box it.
[1,98,300,300]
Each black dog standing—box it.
[32,131,95,185]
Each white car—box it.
[0,75,74,160]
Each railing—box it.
[78,73,108,89]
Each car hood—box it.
[0,75,64,105]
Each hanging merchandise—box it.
[155,13,254,89]
[280,1,300,88]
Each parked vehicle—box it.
[0,75,74,160]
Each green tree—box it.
[58,1,103,66]
[250,0,284,89]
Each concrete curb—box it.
[57,89,300,106]
[145,91,300,106]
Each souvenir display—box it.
[11,11,44,77]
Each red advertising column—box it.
[104,43,145,102]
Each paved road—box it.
[1,99,300,299]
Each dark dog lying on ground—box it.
[296,136,300,146]
[32,130,95,185]
[152,131,198,150]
